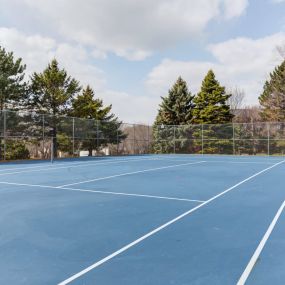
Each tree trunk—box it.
[88,148,92,156]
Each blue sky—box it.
[0,0,285,123]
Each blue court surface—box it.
[0,154,284,285]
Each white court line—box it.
[0,157,160,174]
[0,156,157,172]
[0,156,278,174]
[58,161,206,188]
[0,157,165,177]
[155,158,278,165]
[0,181,204,203]
[58,159,285,285]
[206,160,278,165]
[237,199,285,285]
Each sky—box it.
[0,0,285,124]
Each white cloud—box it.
[0,27,158,123]
[222,0,248,19]
[99,90,160,124]
[0,27,56,73]
[2,0,249,61]
[0,27,105,89]
[91,49,107,60]
[146,33,285,106]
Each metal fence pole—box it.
[232,123,235,155]
[3,110,6,161]
[133,124,136,155]
[173,125,176,154]
[42,114,45,159]
[96,120,99,156]
[51,138,54,163]
[72,117,75,157]
[201,124,204,155]
[147,125,150,154]
[267,122,270,156]
[116,128,119,156]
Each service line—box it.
[57,161,206,188]
[0,181,204,203]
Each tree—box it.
[0,46,28,160]
[227,87,245,111]
[0,46,27,110]
[4,140,30,160]
[154,77,195,126]
[259,59,285,122]
[193,70,233,124]
[192,70,233,154]
[153,77,195,153]
[71,85,125,156]
[233,106,261,123]
[29,59,81,157]
[277,44,285,59]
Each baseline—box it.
[0,157,164,177]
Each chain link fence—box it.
[0,110,284,161]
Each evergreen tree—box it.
[155,77,195,125]
[153,77,195,153]
[71,85,125,156]
[0,46,27,110]
[29,59,81,157]
[0,46,28,160]
[259,60,285,121]
[192,70,233,154]
[193,70,233,124]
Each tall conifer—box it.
[193,70,233,124]
[259,60,285,121]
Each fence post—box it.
[42,114,45,159]
[3,110,6,161]
[116,128,119,156]
[72,117,75,157]
[267,122,270,156]
[201,124,204,155]
[232,122,235,155]
[173,125,176,154]
[96,120,99,156]
[147,125,150,154]
[133,124,136,155]
[51,138,54,163]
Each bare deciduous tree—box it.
[277,44,285,59]
[226,87,245,111]
[233,105,261,123]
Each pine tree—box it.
[0,46,28,159]
[153,77,195,153]
[71,85,125,156]
[29,59,81,157]
[0,46,27,110]
[155,77,195,125]
[193,70,233,124]
[259,60,285,122]
[192,70,233,154]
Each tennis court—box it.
[0,154,284,285]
